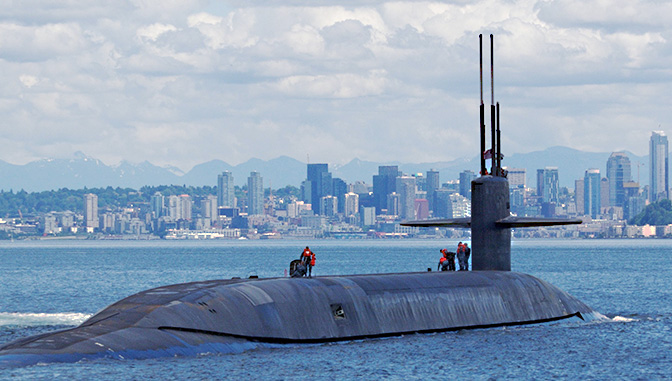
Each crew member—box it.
[301,246,315,277]
[457,242,466,271]
[463,243,471,271]
[309,251,316,277]
[438,250,449,271]
[445,250,457,271]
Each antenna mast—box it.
[479,34,486,176]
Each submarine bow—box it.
[0,271,599,367]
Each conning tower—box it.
[402,34,581,271]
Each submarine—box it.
[0,35,603,368]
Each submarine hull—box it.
[0,271,601,367]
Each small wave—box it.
[612,316,637,323]
[0,312,91,327]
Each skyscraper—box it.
[247,171,264,215]
[83,193,98,229]
[372,166,399,214]
[217,171,235,208]
[537,167,559,204]
[426,169,440,212]
[396,176,416,219]
[584,169,601,218]
[649,131,669,201]
[344,192,359,216]
[507,168,526,189]
[332,178,348,214]
[150,192,164,218]
[307,164,332,213]
[459,170,475,200]
[606,152,632,207]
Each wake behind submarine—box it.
[0,35,602,368]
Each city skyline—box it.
[1,1,671,170]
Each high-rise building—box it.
[414,199,429,220]
[344,192,359,216]
[247,171,264,215]
[332,178,348,214]
[433,189,453,218]
[537,167,559,204]
[507,168,526,189]
[387,192,400,216]
[584,169,601,218]
[459,170,475,200]
[307,164,332,213]
[201,195,218,223]
[217,171,235,208]
[575,179,585,215]
[360,206,376,226]
[606,152,632,208]
[601,177,610,210]
[373,166,399,214]
[150,192,165,218]
[426,169,440,212]
[320,196,338,217]
[178,194,192,221]
[83,193,98,229]
[649,131,669,201]
[396,176,416,219]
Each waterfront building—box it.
[373,166,399,214]
[649,131,669,201]
[83,193,98,230]
[584,169,601,218]
[217,171,235,208]
[396,176,416,220]
[606,152,632,207]
[247,171,264,215]
[459,170,475,200]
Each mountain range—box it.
[0,147,650,193]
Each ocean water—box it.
[0,239,670,379]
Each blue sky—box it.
[1,0,670,171]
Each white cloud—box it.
[0,0,671,173]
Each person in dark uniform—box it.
[457,242,466,271]
[464,243,471,271]
[445,250,456,271]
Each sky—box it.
[1,0,671,172]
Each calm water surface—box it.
[0,239,670,379]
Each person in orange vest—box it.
[438,249,450,271]
[301,246,315,277]
[309,251,316,277]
